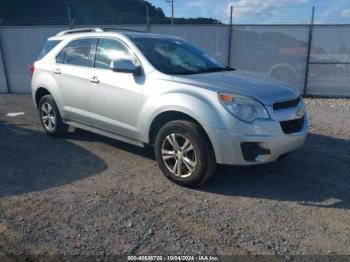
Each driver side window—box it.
[94,38,133,70]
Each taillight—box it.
[30,64,35,78]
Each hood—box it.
[172,70,299,105]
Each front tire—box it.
[154,120,216,187]
[39,95,68,137]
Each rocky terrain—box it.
[0,95,349,258]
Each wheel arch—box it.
[268,63,298,84]
[146,109,226,164]
[148,110,207,144]
[268,63,297,76]
[34,87,51,108]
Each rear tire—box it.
[154,120,216,187]
[38,95,68,137]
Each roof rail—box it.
[103,27,147,33]
[56,27,104,36]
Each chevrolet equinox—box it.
[31,28,308,186]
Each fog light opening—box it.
[240,142,271,161]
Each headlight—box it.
[218,93,270,123]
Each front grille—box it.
[273,97,300,110]
[280,117,304,134]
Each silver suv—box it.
[31,28,308,186]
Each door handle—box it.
[89,76,100,84]
[54,68,61,74]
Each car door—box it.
[53,38,96,122]
[86,38,143,140]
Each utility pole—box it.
[166,0,174,25]
[303,5,315,96]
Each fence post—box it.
[67,5,75,29]
[227,6,233,67]
[0,18,10,93]
[146,6,151,32]
[303,6,315,96]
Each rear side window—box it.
[63,38,95,67]
[37,40,61,60]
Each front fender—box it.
[140,93,227,162]
[139,92,229,163]
[141,92,225,141]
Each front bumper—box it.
[211,115,308,165]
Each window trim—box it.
[54,37,97,69]
[55,46,67,64]
[54,36,143,73]
[92,37,143,73]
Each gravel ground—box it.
[0,94,349,257]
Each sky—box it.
[148,0,350,24]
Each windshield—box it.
[130,36,230,75]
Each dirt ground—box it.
[0,94,349,257]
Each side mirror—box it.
[110,59,142,75]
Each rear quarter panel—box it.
[31,61,64,113]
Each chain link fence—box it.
[0,23,349,96]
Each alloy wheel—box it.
[161,133,197,178]
[41,102,56,132]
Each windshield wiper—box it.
[193,66,235,74]
[173,66,236,75]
